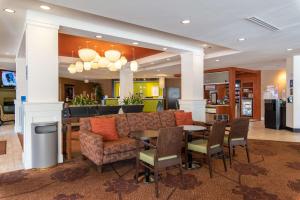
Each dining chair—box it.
[135,127,184,198]
[186,121,227,178]
[224,117,250,167]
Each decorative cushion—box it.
[90,117,119,141]
[115,114,130,137]
[188,139,220,154]
[103,137,136,155]
[175,112,193,126]
[159,111,176,128]
[139,149,177,166]
[126,113,146,132]
[144,112,162,130]
[223,135,244,145]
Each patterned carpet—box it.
[1,140,300,200]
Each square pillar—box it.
[119,67,133,100]
[286,56,300,131]
[179,51,206,121]
[22,20,63,169]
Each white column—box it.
[119,67,133,100]
[14,57,27,133]
[22,20,63,169]
[179,51,206,121]
[286,56,300,131]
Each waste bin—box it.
[31,122,58,168]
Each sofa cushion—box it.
[126,113,146,132]
[90,117,119,141]
[80,117,92,131]
[103,137,136,155]
[144,112,162,130]
[115,114,131,137]
[175,112,193,126]
[159,111,176,128]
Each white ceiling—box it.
[42,0,300,69]
[1,0,300,80]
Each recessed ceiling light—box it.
[163,47,168,51]
[215,59,220,62]
[166,58,171,61]
[95,35,102,39]
[132,42,139,45]
[40,5,51,10]
[151,62,155,65]
[181,19,191,24]
[287,48,293,51]
[3,8,15,13]
[202,44,208,48]
[238,38,246,41]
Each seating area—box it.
[2,1,300,200]
[62,110,252,197]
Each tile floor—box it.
[1,121,300,174]
[0,123,23,173]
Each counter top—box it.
[206,104,230,107]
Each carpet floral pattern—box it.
[0,140,300,199]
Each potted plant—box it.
[68,95,98,117]
[121,94,144,113]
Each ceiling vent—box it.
[246,17,280,31]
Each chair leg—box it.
[179,163,184,184]
[207,154,213,178]
[154,168,159,198]
[185,149,189,170]
[135,157,139,184]
[245,144,250,163]
[97,165,103,173]
[222,151,227,172]
[232,146,236,157]
[228,145,232,167]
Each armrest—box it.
[79,130,104,165]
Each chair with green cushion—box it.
[224,118,250,167]
[135,127,184,198]
[186,121,227,178]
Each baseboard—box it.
[285,126,300,133]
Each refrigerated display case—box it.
[241,98,253,117]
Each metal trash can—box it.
[31,122,58,168]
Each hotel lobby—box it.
[1,0,300,199]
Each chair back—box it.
[208,121,227,147]
[230,118,250,140]
[156,127,183,158]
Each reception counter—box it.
[104,98,164,112]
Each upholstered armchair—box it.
[0,105,14,126]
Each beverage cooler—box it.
[241,98,253,117]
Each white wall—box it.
[261,69,286,120]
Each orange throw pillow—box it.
[90,117,119,141]
[175,112,193,126]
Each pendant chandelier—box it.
[68,44,135,74]
[130,48,138,72]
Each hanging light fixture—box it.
[78,48,97,62]
[108,63,117,71]
[68,64,76,74]
[105,49,121,62]
[130,48,138,72]
[75,61,84,72]
[114,60,123,70]
[120,56,127,65]
[83,62,92,70]
[130,61,138,72]
[98,56,110,68]
[91,54,100,69]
